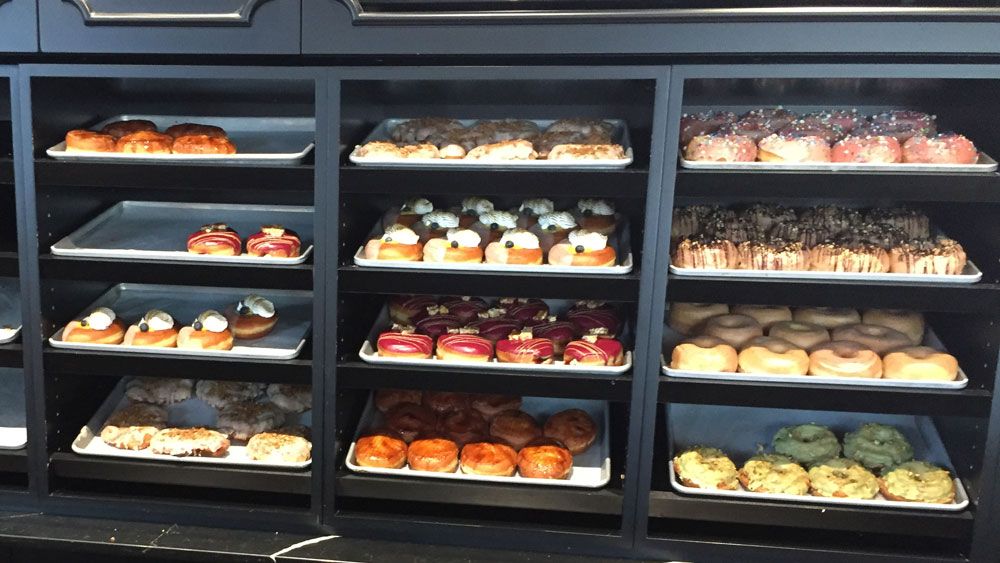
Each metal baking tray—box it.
[661,325,969,389]
[667,403,969,511]
[669,260,982,284]
[0,278,22,345]
[349,118,633,170]
[72,378,311,469]
[48,283,312,360]
[346,393,610,488]
[359,301,632,375]
[354,218,633,275]
[0,369,26,450]
[680,153,998,173]
[46,115,315,165]
[51,201,314,265]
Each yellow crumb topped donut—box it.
[673,446,739,490]
[739,454,810,495]
[879,461,955,504]
[808,457,878,499]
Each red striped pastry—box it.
[388,295,438,325]
[567,307,621,337]
[436,332,494,362]
[532,320,578,354]
[440,296,489,324]
[564,336,624,366]
[377,331,433,359]
[187,223,241,256]
[246,225,301,258]
[496,331,554,364]
[498,298,549,324]
[414,309,464,340]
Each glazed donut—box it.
[376,331,433,359]
[831,135,902,163]
[772,424,841,466]
[543,409,597,455]
[742,107,797,130]
[64,130,116,152]
[669,335,738,373]
[438,409,489,446]
[684,134,757,162]
[364,224,423,261]
[737,336,809,375]
[792,307,861,330]
[883,346,959,381]
[387,295,437,325]
[731,304,792,329]
[123,325,178,347]
[439,296,489,324]
[225,308,277,340]
[717,118,775,143]
[738,454,810,495]
[423,231,484,263]
[700,314,763,348]
[407,436,459,473]
[101,119,157,139]
[807,109,862,133]
[172,134,236,155]
[668,302,729,335]
[808,458,878,499]
[355,430,407,468]
[574,199,618,236]
[384,403,438,443]
[672,447,739,490]
[679,111,737,147]
[862,309,925,344]
[808,340,883,378]
[902,133,978,164]
[567,305,621,336]
[187,223,241,256]
[871,110,936,137]
[414,312,463,340]
[489,409,541,451]
[844,423,914,471]
[470,394,522,420]
[530,320,576,353]
[500,298,549,324]
[768,321,830,351]
[831,323,911,355]
[436,332,494,362]
[422,391,472,415]
[374,388,422,413]
[563,336,624,366]
[484,228,544,265]
[246,225,300,258]
[879,461,955,504]
[460,441,518,477]
[115,131,173,154]
[176,324,233,351]
[517,438,573,480]
[757,133,832,163]
[62,307,126,344]
[778,119,843,145]
[165,123,227,139]
[495,333,554,364]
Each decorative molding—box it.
[66,0,269,26]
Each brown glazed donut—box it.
[165,123,228,139]
[355,429,407,468]
[700,314,764,349]
[64,130,116,152]
[669,335,739,373]
[737,336,809,375]
[101,119,157,139]
[667,302,730,335]
[407,436,459,472]
[768,321,830,351]
[374,388,422,414]
[808,340,883,378]
[543,409,598,455]
[489,409,542,451]
[831,323,912,355]
[731,305,792,330]
[460,441,518,477]
[438,409,489,447]
[172,134,237,155]
[517,437,574,480]
[384,403,438,443]
[861,309,925,345]
[792,307,861,330]
[470,394,523,420]
[422,391,472,415]
[115,131,173,154]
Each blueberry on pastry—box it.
[177,310,234,351]
[485,228,543,265]
[225,294,278,340]
[422,228,484,263]
[123,309,178,347]
[547,229,617,267]
[246,225,301,258]
[530,211,578,253]
[62,307,126,344]
[364,224,423,261]
[187,223,241,256]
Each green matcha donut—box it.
[844,423,914,471]
[772,424,842,466]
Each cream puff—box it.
[484,228,543,265]
[382,197,433,229]
[364,224,424,261]
[470,210,518,249]
[574,199,617,235]
[62,307,126,344]
[412,210,460,243]
[177,310,234,351]
[530,211,578,253]
[517,198,555,229]
[423,228,484,263]
[457,197,495,228]
[547,229,616,267]
[123,310,178,347]
[225,294,278,340]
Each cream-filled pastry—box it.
[470,210,518,248]
[531,210,578,252]
[364,224,424,261]
[123,309,178,347]
[423,228,485,263]
[574,199,617,235]
[485,228,543,265]
[517,198,555,228]
[548,229,616,267]
[62,307,126,344]
[225,294,278,340]
[382,197,433,229]
[177,310,234,351]
[458,196,495,227]
[412,210,461,243]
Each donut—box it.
[547,232,617,267]
[516,198,555,228]
[414,311,463,340]
[772,424,841,466]
[844,423,914,471]
[407,436,459,473]
[499,298,549,324]
[672,447,739,490]
[246,226,300,258]
[669,335,738,373]
[567,305,621,336]
[862,309,924,344]
[778,119,843,145]
[435,332,494,362]
[668,302,729,335]
[883,346,959,381]
[731,304,792,329]
[563,336,624,366]
[489,409,541,450]
[470,394,522,420]
[831,323,911,355]
[423,232,484,263]
[376,331,433,359]
[517,438,573,480]
[807,109,862,133]
[831,135,902,163]
[374,388,422,413]
[737,336,809,375]
[543,409,597,455]
[879,461,955,504]
[101,119,157,139]
[700,314,763,348]
[738,454,810,495]
[387,295,437,325]
[737,240,809,271]
[355,430,407,468]
[672,235,739,269]
[484,228,543,265]
[808,341,883,378]
[808,458,878,499]
[364,224,423,261]
[742,107,798,130]
[679,111,737,147]
[439,296,488,324]
[717,118,775,143]
[62,314,126,344]
[460,441,518,477]
[470,210,518,247]
[176,311,233,351]
[870,110,936,137]
[890,237,967,275]
[574,199,618,236]
[187,223,241,256]
[530,320,576,354]
[757,133,832,163]
[902,133,977,164]
[495,333,554,364]
[165,123,227,139]
[115,131,173,154]
[384,403,438,443]
[768,321,830,351]
[438,409,489,447]
[684,134,757,162]
[792,307,860,330]
[123,324,178,348]
[172,134,236,155]
[64,130,116,152]
[422,391,471,415]
[224,295,278,340]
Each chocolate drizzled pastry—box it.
[769,222,831,249]
[672,205,718,240]
[704,216,765,244]
[809,240,890,273]
[737,239,809,271]
[890,237,967,275]
[744,203,798,233]
[864,207,931,240]
[672,234,739,269]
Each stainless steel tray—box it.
[349,118,634,170]
[72,378,311,469]
[0,278,21,345]
[661,325,969,389]
[0,368,26,450]
[48,283,312,360]
[359,300,632,375]
[346,393,610,488]
[354,217,633,275]
[47,115,315,165]
[667,403,969,511]
[680,153,998,173]
[669,260,982,284]
[51,201,314,265]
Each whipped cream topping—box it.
[461,197,494,215]
[240,294,275,319]
[446,228,481,248]
[499,228,540,249]
[401,197,433,214]
[519,198,554,216]
[421,210,459,229]
[537,211,577,230]
[194,310,228,333]
[141,309,174,332]
[478,210,517,229]
[577,199,615,216]
[381,224,420,245]
[568,229,608,251]
[82,307,115,331]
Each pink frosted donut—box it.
[902,134,978,165]
[758,134,831,163]
[717,118,776,143]
[680,111,736,147]
[831,135,903,164]
[684,134,757,162]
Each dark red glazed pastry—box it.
[498,298,549,324]
[436,330,494,362]
[495,330,555,364]
[414,306,463,340]
[466,309,523,343]
[564,334,625,366]
[384,403,438,443]
[376,329,433,359]
[388,295,438,325]
[187,223,241,256]
[423,391,472,414]
[246,225,301,258]
[438,409,489,446]
[567,303,621,337]
[439,296,489,324]
[532,319,578,354]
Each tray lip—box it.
[679,151,998,173]
[345,393,612,488]
[0,327,20,346]
[50,201,316,265]
[669,260,982,284]
[349,117,634,170]
[71,378,312,469]
[0,279,21,345]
